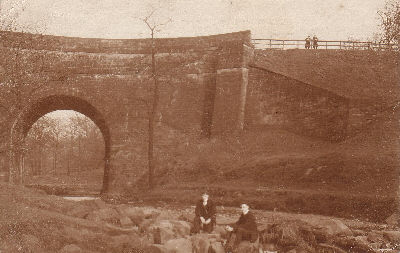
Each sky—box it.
[0,0,386,41]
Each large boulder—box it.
[210,241,225,253]
[59,244,82,253]
[235,241,260,253]
[191,233,224,253]
[164,238,192,253]
[178,212,193,223]
[117,206,164,226]
[214,225,228,238]
[116,205,146,225]
[367,231,387,245]
[140,218,157,234]
[151,224,175,244]
[149,220,191,244]
[304,217,352,236]
[286,249,309,253]
[169,220,191,237]
[86,207,120,224]
[144,208,163,219]
[385,213,399,226]
[93,199,108,209]
[146,244,168,253]
[217,216,236,226]
[120,216,134,228]
[260,242,279,252]
[130,206,162,219]
[259,222,315,251]
[110,234,134,248]
[383,230,400,244]
[63,226,95,243]
[332,236,377,253]
[191,233,212,253]
[355,236,369,245]
[109,234,150,251]
[66,204,94,219]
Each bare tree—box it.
[377,0,400,45]
[24,115,59,178]
[0,0,27,31]
[24,112,104,184]
[24,116,50,176]
[140,7,171,189]
[0,0,48,112]
[67,113,104,172]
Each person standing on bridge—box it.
[312,35,319,49]
[305,36,311,49]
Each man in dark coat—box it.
[305,36,311,49]
[225,204,258,250]
[312,35,319,49]
[191,193,216,233]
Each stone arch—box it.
[9,95,111,193]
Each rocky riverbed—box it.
[0,183,399,253]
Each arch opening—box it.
[10,95,111,194]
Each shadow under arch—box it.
[10,95,111,194]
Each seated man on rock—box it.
[191,193,216,234]
[225,203,258,250]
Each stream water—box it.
[63,196,99,201]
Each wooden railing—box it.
[252,39,399,51]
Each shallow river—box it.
[63,196,99,201]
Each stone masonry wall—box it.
[0,31,397,220]
[246,65,349,141]
[0,31,252,192]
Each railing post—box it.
[282,40,285,49]
[269,39,272,49]
[325,41,328,50]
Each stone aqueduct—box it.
[0,31,393,198]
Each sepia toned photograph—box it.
[0,0,399,252]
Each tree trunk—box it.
[20,155,25,184]
[53,150,57,175]
[148,32,159,190]
[67,136,73,176]
[78,137,81,171]
[67,151,70,176]
[53,137,58,175]
[38,146,42,175]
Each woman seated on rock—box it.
[191,193,216,234]
[224,203,258,250]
